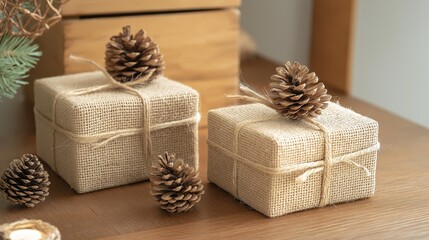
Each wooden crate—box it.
[28,0,241,127]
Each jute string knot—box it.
[41,55,200,173]
[223,84,380,208]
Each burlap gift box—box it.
[207,102,379,217]
[34,71,199,193]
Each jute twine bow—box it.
[36,55,200,173]
[214,84,380,207]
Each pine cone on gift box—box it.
[105,25,165,83]
[150,152,204,213]
[0,154,50,208]
[269,61,332,120]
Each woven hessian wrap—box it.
[34,71,199,193]
[207,103,379,218]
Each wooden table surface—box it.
[1,57,429,239]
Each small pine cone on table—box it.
[150,152,204,213]
[269,61,332,120]
[105,25,165,83]
[0,154,50,208]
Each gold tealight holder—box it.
[0,219,60,240]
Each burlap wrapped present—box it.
[34,71,199,193]
[207,102,379,217]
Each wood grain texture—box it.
[1,57,429,239]
[181,77,237,129]
[25,23,64,104]
[28,9,240,127]
[310,0,356,94]
[62,0,241,16]
[62,10,239,80]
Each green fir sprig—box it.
[0,34,41,99]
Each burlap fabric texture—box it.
[34,71,199,193]
[207,103,379,217]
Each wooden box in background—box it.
[28,0,241,127]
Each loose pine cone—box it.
[268,61,332,120]
[150,152,204,213]
[105,25,164,83]
[0,154,50,208]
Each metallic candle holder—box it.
[0,219,60,240]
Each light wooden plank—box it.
[310,0,356,94]
[63,10,239,80]
[61,9,239,127]
[181,77,237,128]
[62,0,241,16]
[26,23,65,102]
[26,9,239,128]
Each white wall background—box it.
[241,0,313,65]
[352,0,429,128]
[242,0,429,128]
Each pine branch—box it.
[0,61,30,98]
[0,34,41,99]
